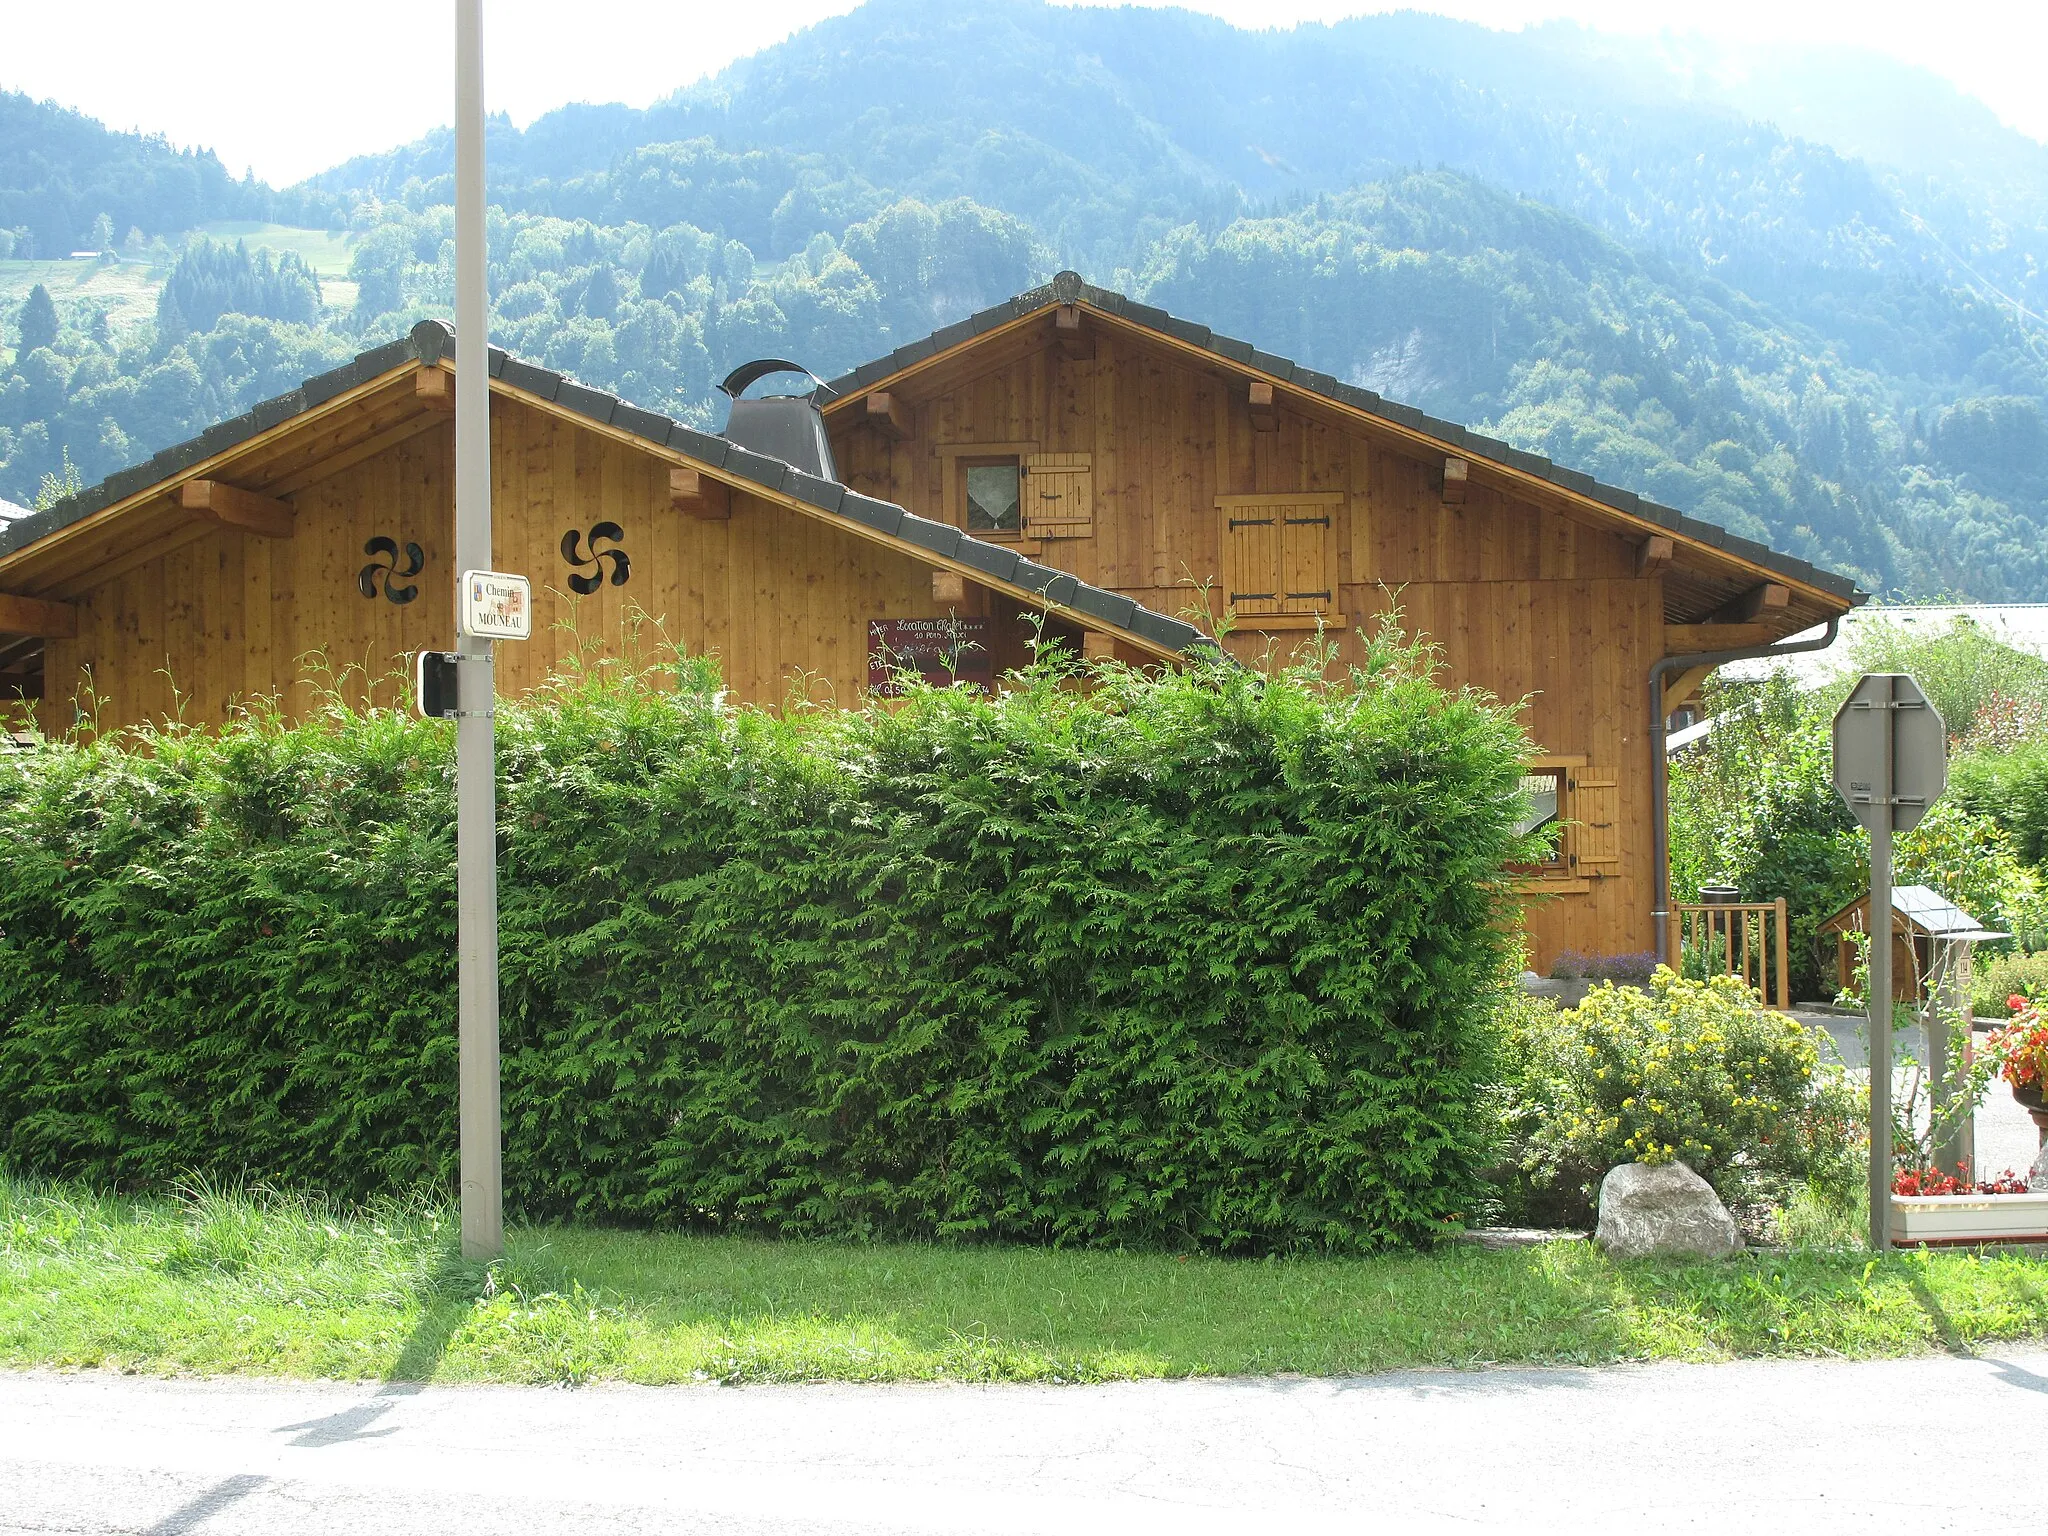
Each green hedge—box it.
[0,638,1532,1252]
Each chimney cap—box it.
[719,359,837,402]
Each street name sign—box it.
[458,570,532,641]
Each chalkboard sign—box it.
[867,617,992,696]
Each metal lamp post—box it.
[454,0,503,1261]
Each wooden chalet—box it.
[817,272,1864,966]
[0,320,1209,736]
[0,273,1865,967]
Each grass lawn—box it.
[4,1174,2045,1387]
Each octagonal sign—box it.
[1831,672,1946,834]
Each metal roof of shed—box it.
[1822,884,2008,944]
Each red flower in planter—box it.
[1987,1001,2048,1094]
[1894,1165,2035,1196]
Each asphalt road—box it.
[6,1349,2047,1534]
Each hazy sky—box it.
[6,0,2045,187]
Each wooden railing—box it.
[1670,898,1792,1009]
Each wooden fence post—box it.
[1774,896,1790,1010]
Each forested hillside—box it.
[4,0,2047,597]
[0,93,338,258]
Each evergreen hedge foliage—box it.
[0,637,1533,1252]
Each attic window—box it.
[964,460,1021,534]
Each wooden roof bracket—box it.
[863,392,910,440]
[1054,304,1093,361]
[1711,581,1791,623]
[1441,456,1469,504]
[670,466,732,520]
[1637,535,1674,575]
[416,365,455,412]
[179,480,296,539]
[0,590,79,639]
[1249,380,1278,431]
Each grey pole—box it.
[454,0,503,1262]
[1867,676,1893,1253]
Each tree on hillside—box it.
[157,239,322,334]
[90,212,115,253]
[17,285,57,355]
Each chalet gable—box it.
[821,271,1865,642]
[0,322,1214,696]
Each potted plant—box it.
[1988,995,2048,1140]
[1888,998,2048,1246]
[1888,1166,2048,1244]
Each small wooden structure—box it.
[1671,896,1792,1009]
[1818,885,2006,1005]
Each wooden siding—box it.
[36,398,1031,734]
[830,327,1662,967]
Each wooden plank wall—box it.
[832,329,1661,965]
[38,398,1004,734]
[40,427,456,733]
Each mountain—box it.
[311,3,2048,318]
[5,0,2048,598]
[0,93,337,258]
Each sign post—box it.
[453,0,502,1262]
[1832,673,1946,1252]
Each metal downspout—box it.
[1649,616,1842,965]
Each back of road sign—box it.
[1831,674,1946,833]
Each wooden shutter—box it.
[1218,493,1342,621]
[1222,504,1284,617]
[1571,772,1621,875]
[1279,504,1335,615]
[1022,453,1093,538]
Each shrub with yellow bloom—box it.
[1495,969,1860,1222]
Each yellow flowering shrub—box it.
[1498,970,1859,1220]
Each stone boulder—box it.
[2030,1143,2048,1194]
[1594,1160,1744,1261]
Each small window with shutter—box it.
[1217,492,1342,625]
[1022,453,1093,539]
[1514,755,1607,889]
[963,459,1022,534]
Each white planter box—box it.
[1890,1192,2048,1246]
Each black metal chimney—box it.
[718,360,838,482]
